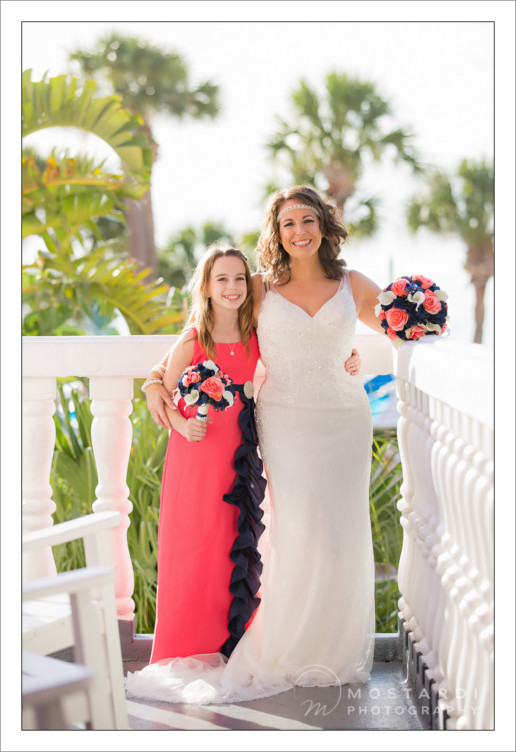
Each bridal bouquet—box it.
[375,274,449,345]
[178,360,235,420]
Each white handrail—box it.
[395,338,493,730]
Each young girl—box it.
[147,244,265,664]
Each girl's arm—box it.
[349,270,385,335]
[162,332,208,443]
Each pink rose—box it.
[391,278,409,296]
[442,322,447,333]
[385,307,409,331]
[378,310,386,321]
[183,371,201,386]
[423,290,442,314]
[413,274,434,289]
[410,324,427,340]
[199,376,224,401]
[386,327,398,340]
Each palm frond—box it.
[22,69,153,177]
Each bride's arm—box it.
[348,270,385,335]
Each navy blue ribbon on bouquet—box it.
[220,384,267,659]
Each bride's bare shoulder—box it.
[348,269,380,291]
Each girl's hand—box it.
[184,418,208,443]
[345,348,361,376]
[145,383,177,430]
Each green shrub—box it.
[369,428,403,633]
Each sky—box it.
[18,12,498,343]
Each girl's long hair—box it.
[257,185,348,284]
[185,244,254,361]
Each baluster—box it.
[22,377,57,581]
[396,388,416,628]
[90,377,134,619]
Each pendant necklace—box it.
[229,342,237,356]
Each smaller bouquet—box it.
[177,360,235,421]
[375,274,449,346]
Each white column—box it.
[90,377,134,618]
[23,378,57,581]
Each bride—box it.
[127,185,384,704]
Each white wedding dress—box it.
[125,269,375,704]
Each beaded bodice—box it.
[256,270,364,406]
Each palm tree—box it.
[22,69,183,335]
[407,159,493,343]
[267,71,422,239]
[69,33,220,273]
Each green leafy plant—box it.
[22,69,184,336]
[49,385,166,633]
[369,428,403,632]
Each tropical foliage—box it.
[22,69,184,336]
[407,158,493,343]
[50,387,403,634]
[266,71,422,239]
[50,386,167,633]
[369,428,403,632]
[68,33,220,271]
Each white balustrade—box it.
[21,336,179,625]
[395,338,493,730]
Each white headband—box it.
[277,203,321,222]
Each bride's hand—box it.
[344,348,361,376]
[145,383,177,429]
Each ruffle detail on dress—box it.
[220,389,266,658]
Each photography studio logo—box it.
[293,665,342,717]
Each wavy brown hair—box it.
[185,244,254,362]
[256,185,348,284]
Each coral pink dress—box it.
[150,328,264,664]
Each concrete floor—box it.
[124,661,426,731]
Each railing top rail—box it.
[395,338,493,428]
[22,334,395,378]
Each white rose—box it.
[378,291,396,305]
[408,290,425,309]
[223,390,234,407]
[436,289,448,301]
[202,360,218,372]
[184,389,199,405]
[426,322,442,334]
